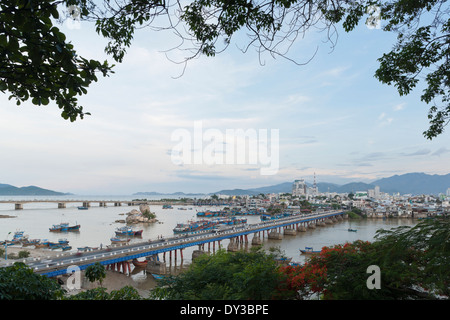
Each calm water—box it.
[0,195,417,292]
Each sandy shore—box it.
[1,246,67,261]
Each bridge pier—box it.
[15,203,23,210]
[252,234,262,245]
[284,228,297,236]
[58,203,66,209]
[82,202,90,208]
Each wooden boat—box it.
[62,245,72,251]
[77,206,88,210]
[299,247,321,254]
[151,273,165,280]
[348,228,357,232]
[132,258,148,267]
[49,223,80,232]
[110,237,131,244]
[115,226,143,236]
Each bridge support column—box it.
[15,203,23,210]
[83,202,90,208]
[58,202,66,209]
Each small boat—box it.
[115,226,143,236]
[348,228,357,232]
[62,245,72,251]
[78,206,89,210]
[110,237,131,244]
[151,273,165,280]
[299,247,321,254]
[58,238,69,245]
[132,258,148,267]
[49,223,80,232]
[162,205,173,209]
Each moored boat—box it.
[151,273,165,280]
[132,258,148,267]
[115,226,143,236]
[348,228,357,232]
[110,237,131,244]
[299,247,321,254]
[77,206,88,210]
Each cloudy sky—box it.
[1,8,449,195]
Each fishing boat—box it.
[58,238,69,245]
[132,258,148,267]
[62,245,72,251]
[162,204,173,209]
[151,273,165,280]
[110,237,131,244]
[77,206,88,210]
[299,247,321,254]
[49,223,80,232]
[275,257,292,265]
[348,228,357,232]
[172,219,217,234]
[115,226,143,236]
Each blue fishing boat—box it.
[115,226,143,236]
[300,247,321,254]
[348,228,357,232]
[77,206,88,210]
[152,273,165,280]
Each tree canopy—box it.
[1,0,449,138]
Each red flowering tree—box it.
[277,218,450,300]
[277,240,374,299]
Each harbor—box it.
[0,196,417,295]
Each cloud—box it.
[431,147,450,157]
[393,103,406,111]
[401,149,431,156]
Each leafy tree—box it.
[150,247,289,300]
[66,285,142,300]
[0,262,65,300]
[0,0,112,121]
[278,218,450,299]
[84,262,106,287]
[2,1,449,138]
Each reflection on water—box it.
[0,197,417,292]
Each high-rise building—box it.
[292,179,307,196]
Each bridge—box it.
[0,200,149,210]
[11,211,346,278]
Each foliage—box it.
[278,218,450,299]
[1,1,448,137]
[0,262,65,300]
[84,262,106,287]
[150,247,289,300]
[0,0,113,121]
[66,285,142,300]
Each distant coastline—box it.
[0,183,70,196]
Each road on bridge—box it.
[16,211,344,276]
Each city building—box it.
[292,179,307,196]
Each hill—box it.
[0,184,68,196]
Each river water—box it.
[0,195,417,292]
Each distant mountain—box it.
[371,172,450,195]
[210,173,450,196]
[0,183,69,196]
[133,191,204,197]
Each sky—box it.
[0,6,449,195]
